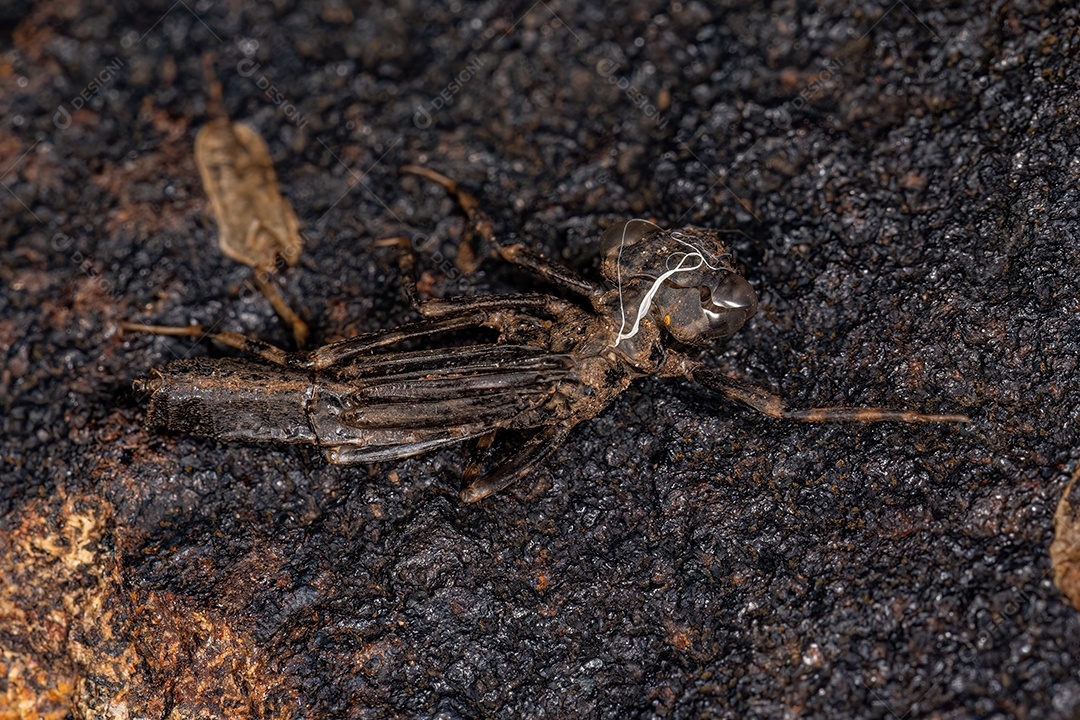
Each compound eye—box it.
[599,219,662,261]
[702,272,757,338]
[710,272,757,314]
[658,272,758,345]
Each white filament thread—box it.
[613,224,730,346]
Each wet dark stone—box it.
[1,0,1078,717]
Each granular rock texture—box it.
[1053,468,1080,611]
[1,1,1078,717]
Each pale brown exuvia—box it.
[124,168,968,503]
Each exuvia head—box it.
[599,219,758,346]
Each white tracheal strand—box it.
[613,228,727,346]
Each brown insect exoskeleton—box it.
[123,168,968,503]
[195,117,309,347]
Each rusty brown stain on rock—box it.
[122,592,296,719]
[0,493,111,719]
[0,488,299,718]
[1051,466,1080,611]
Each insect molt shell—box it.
[600,221,758,345]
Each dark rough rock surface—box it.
[1,0,1078,717]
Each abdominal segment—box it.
[142,345,580,460]
[144,357,317,443]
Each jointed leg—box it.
[375,236,575,322]
[123,310,502,371]
[461,430,498,489]
[461,425,571,503]
[119,322,292,366]
[497,242,606,299]
[401,165,605,298]
[401,165,492,275]
[690,365,970,423]
[374,235,426,312]
[251,270,309,348]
